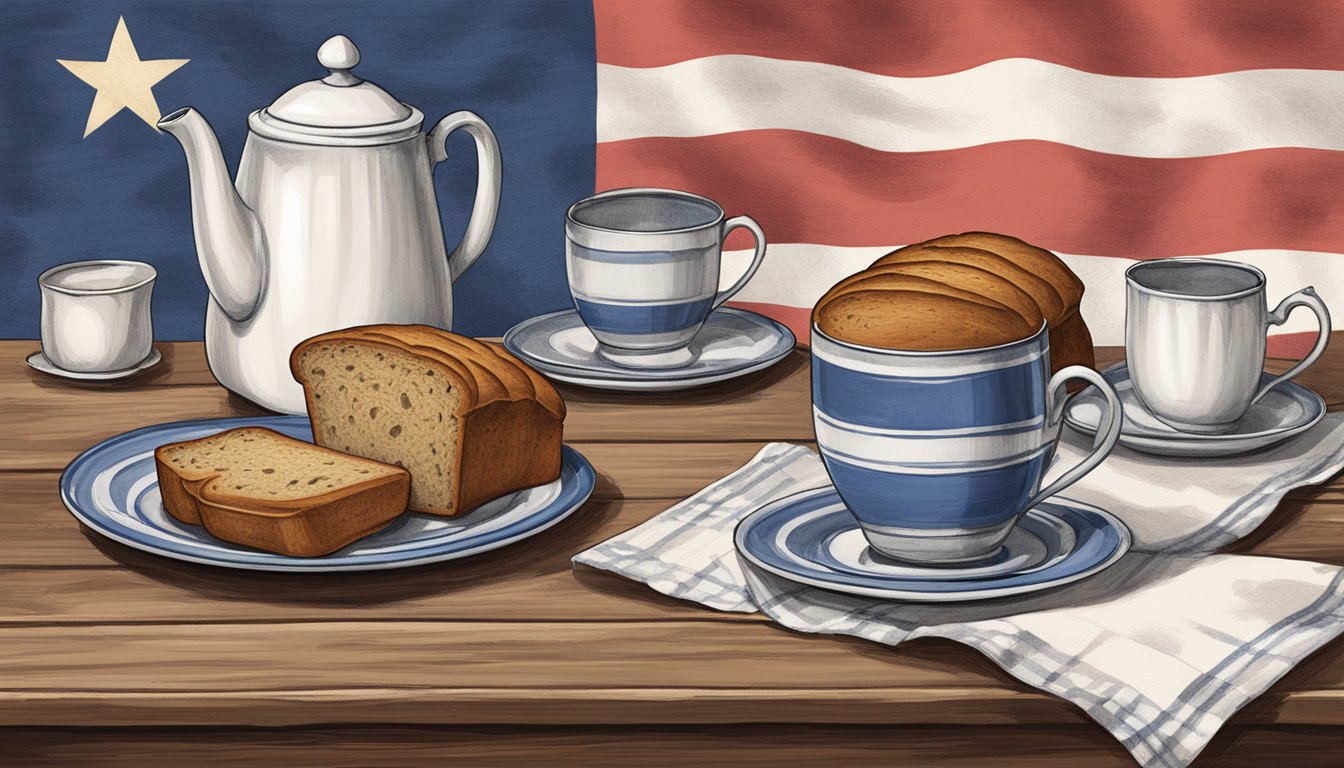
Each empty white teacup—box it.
[1125,258,1330,433]
[39,260,156,373]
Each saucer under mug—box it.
[26,348,163,382]
[1064,363,1325,458]
[734,487,1131,602]
[504,308,795,392]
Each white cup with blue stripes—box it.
[565,188,767,368]
[811,323,1124,564]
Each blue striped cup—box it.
[811,323,1123,563]
[566,188,767,368]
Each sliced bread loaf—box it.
[155,427,410,557]
[291,325,566,517]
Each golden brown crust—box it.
[1051,310,1097,373]
[153,428,410,557]
[830,261,1045,331]
[480,341,567,420]
[917,231,1085,308]
[814,288,1036,351]
[874,245,1066,320]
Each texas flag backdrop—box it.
[5,0,1343,356]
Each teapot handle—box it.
[428,111,502,283]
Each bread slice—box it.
[155,427,410,557]
[918,231,1085,308]
[836,261,1045,331]
[814,288,1036,351]
[291,325,566,517]
[874,245,1065,320]
[904,235,1095,372]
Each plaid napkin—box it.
[574,414,1344,768]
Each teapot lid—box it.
[250,36,424,145]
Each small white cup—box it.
[1125,258,1331,433]
[39,260,156,373]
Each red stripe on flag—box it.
[597,133,1344,259]
[729,303,1321,360]
[595,0,1344,78]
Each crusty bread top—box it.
[291,325,565,419]
[913,232,1084,308]
[155,427,407,508]
[814,289,1037,351]
[821,261,1045,331]
[873,245,1065,320]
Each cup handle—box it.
[1024,366,1123,510]
[711,215,767,310]
[1251,287,1332,405]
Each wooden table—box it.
[2,338,1342,766]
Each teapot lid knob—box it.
[318,35,362,86]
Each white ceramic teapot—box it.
[159,35,501,414]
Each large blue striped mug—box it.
[811,323,1123,563]
[566,188,767,368]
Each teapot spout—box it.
[158,107,266,321]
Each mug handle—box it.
[711,215,767,310]
[1251,287,1332,405]
[1024,366,1123,510]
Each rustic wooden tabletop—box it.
[1,338,1341,766]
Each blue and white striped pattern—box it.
[811,325,1057,555]
[566,241,719,350]
[735,487,1129,602]
[60,416,595,572]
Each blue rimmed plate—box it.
[735,488,1130,602]
[60,416,596,572]
[503,307,795,391]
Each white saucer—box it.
[503,308,796,392]
[26,349,162,382]
[1064,362,1326,457]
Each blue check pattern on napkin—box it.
[575,415,1344,768]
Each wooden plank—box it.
[0,686,1336,728]
[0,622,1337,727]
[5,724,1342,767]
[0,342,218,388]
[0,493,760,622]
[0,620,1051,692]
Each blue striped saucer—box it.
[735,487,1130,602]
[60,416,595,572]
[503,307,795,391]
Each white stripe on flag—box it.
[599,56,1344,158]
[719,246,1344,346]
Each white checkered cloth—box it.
[574,414,1344,768]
